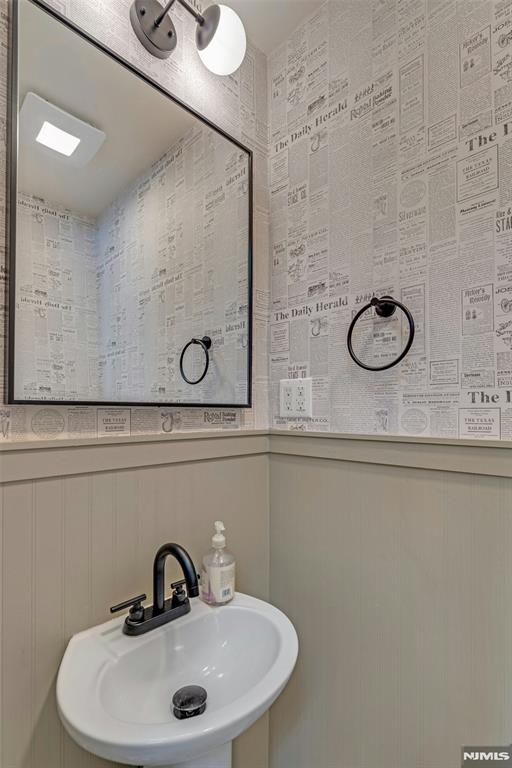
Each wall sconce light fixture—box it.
[130,0,246,75]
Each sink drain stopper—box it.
[172,685,207,719]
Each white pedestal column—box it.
[144,741,232,768]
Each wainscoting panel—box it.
[269,447,512,768]
[0,442,270,768]
[5,429,512,768]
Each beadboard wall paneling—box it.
[0,449,270,768]
[269,449,512,768]
[3,431,512,768]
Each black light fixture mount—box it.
[130,0,220,60]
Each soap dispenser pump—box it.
[200,521,236,605]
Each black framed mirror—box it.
[8,0,252,407]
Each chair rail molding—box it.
[2,429,512,483]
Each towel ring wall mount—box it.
[179,336,212,385]
[347,296,415,372]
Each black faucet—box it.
[110,542,199,636]
[153,542,199,614]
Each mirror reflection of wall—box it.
[13,0,251,406]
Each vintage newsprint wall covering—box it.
[16,193,101,402]
[5,0,512,443]
[0,0,270,442]
[15,125,250,405]
[269,0,512,440]
[96,126,249,405]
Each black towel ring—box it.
[347,296,415,371]
[179,336,212,385]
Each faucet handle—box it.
[171,578,200,595]
[110,594,147,623]
[171,579,188,605]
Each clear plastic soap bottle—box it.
[200,521,235,605]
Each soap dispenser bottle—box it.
[200,521,235,605]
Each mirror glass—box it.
[10,0,252,406]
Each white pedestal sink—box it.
[57,593,298,767]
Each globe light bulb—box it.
[197,4,246,76]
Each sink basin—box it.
[57,593,298,767]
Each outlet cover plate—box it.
[279,378,313,418]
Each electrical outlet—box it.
[279,378,313,418]
[279,380,295,416]
[295,378,311,415]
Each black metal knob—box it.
[171,579,187,605]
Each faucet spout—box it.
[153,543,199,615]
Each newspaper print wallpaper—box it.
[0,0,270,442]
[4,0,512,443]
[96,124,250,406]
[16,193,101,402]
[15,126,250,406]
[269,0,512,440]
